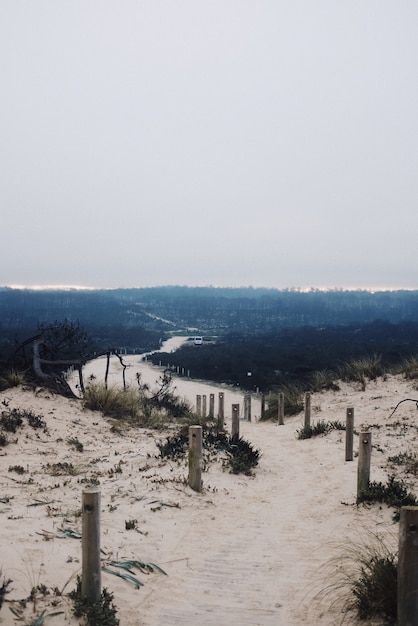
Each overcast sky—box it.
[1,1,417,291]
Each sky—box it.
[1,1,418,291]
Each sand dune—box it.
[0,371,417,625]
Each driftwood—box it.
[32,335,83,398]
[9,329,130,398]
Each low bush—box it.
[388,451,418,475]
[357,475,418,521]
[227,434,260,475]
[0,409,23,432]
[157,431,260,476]
[297,419,345,440]
[70,577,119,626]
[0,569,12,611]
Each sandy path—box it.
[71,336,262,419]
[1,372,414,625]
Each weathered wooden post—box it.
[188,425,202,492]
[202,395,207,418]
[345,407,354,461]
[244,394,251,421]
[104,352,111,389]
[231,404,240,437]
[278,392,284,425]
[398,506,418,625]
[217,392,224,432]
[261,394,266,420]
[196,394,202,416]
[304,392,311,428]
[209,394,215,418]
[357,431,372,498]
[82,487,101,603]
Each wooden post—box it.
[244,394,251,421]
[188,425,202,492]
[357,431,372,498]
[345,407,354,461]
[231,404,240,437]
[217,392,224,432]
[82,487,101,603]
[398,506,418,625]
[202,395,207,418]
[104,352,110,389]
[278,392,284,425]
[304,392,311,428]
[261,394,266,420]
[209,394,215,418]
[196,394,202,416]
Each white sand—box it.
[0,370,416,625]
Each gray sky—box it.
[1,1,418,291]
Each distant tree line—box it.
[3,287,418,341]
[149,320,418,391]
[3,287,418,391]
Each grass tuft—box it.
[317,532,397,625]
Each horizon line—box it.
[2,283,418,294]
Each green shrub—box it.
[8,465,25,475]
[0,408,46,434]
[0,409,23,432]
[357,475,418,521]
[388,451,418,475]
[0,569,12,611]
[156,433,188,461]
[297,419,345,440]
[157,431,260,476]
[67,437,84,452]
[227,434,260,475]
[70,577,119,626]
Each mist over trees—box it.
[2,286,418,392]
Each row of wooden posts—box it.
[80,393,418,623]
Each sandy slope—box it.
[1,372,417,625]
